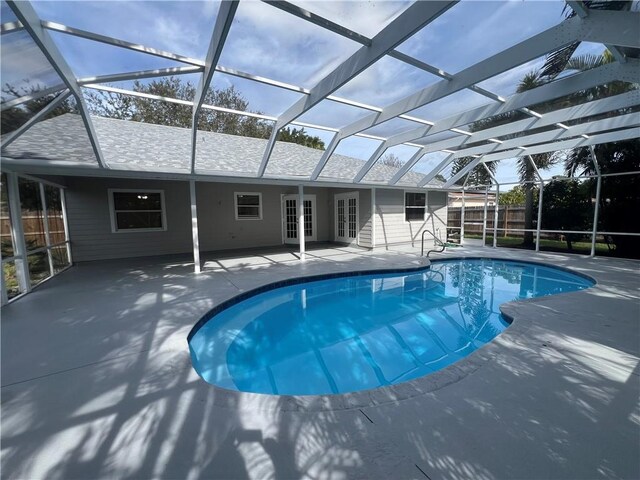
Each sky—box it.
[3,0,614,188]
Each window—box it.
[235,192,262,220]
[109,189,166,232]
[405,192,426,222]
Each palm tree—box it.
[539,1,632,79]
[512,73,560,246]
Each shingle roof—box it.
[2,114,443,187]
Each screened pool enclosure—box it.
[1,0,639,303]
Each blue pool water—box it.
[189,259,594,395]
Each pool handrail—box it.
[421,229,446,257]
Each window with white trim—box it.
[405,192,426,221]
[109,189,166,232]
[235,192,262,220]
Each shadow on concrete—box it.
[1,249,639,479]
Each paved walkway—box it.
[1,245,639,479]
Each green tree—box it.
[537,179,592,251]
[451,156,495,187]
[539,1,632,79]
[456,71,558,247]
[499,185,530,205]
[278,126,324,150]
[85,77,324,148]
[513,73,559,247]
[564,139,640,256]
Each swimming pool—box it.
[188,259,594,396]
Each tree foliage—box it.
[564,139,640,256]
[84,77,324,149]
[379,153,403,168]
[499,185,531,205]
[278,127,324,150]
[85,77,270,137]
[539,1,631,79]
[450,156,495,188]
[537,179,592,251]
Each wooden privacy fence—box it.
[1,213,66,247]
[448,206,526,237]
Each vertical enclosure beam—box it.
[528,156,545,252]
[189,180,201,273]
[6,173,29,294]
[482,186,489,248]
[589,145,602,257]
[493,183,500,248]
[371,187,376,248]
[298,184,305,261]
[482,163,499,247]
[0,258,7,305]
[191,1,239,173]
[39,183,54,277]
[536,181,544,252]
[60,188,73,264]
[460,173,471,245]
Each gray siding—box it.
[65,177,192,262]
[65,178,332,261]
[358,189,372,248]
[196,183,331,252]
[374,189,448,248]
[64,177,445,262]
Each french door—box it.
[282,194,317,244]
[335,192,358,244]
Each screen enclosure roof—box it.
[1,0,639,190]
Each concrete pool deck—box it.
[1,245,639,479]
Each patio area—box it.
[1,245,638,479]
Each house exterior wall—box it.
[195,183,331,251]
[64,177,334,261]
[374,189,448,247]
[64,177,193,262]
[64,177,445,261]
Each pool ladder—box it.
[421,229,446,258]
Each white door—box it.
[335,192,358,244]
[282,195,317,244]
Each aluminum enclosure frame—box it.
[1,0,638,192]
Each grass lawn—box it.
[464,234,612,255]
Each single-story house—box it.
[2,113,448,267]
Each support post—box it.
[482,186,489,247]
[460,188,466,246]
[60,188,73,264]
[528,156,545,252]
[39,183,54,277]
[536,181,544,252]
[189,180,201,273]
[298,184,305,261]
[460,173,470,246]
[6,173,29,293]
[589,145,602,257]
[0,257,7,305]
[493,183,500,248]
[371,187,376,249]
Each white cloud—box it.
[292,1,412,38]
